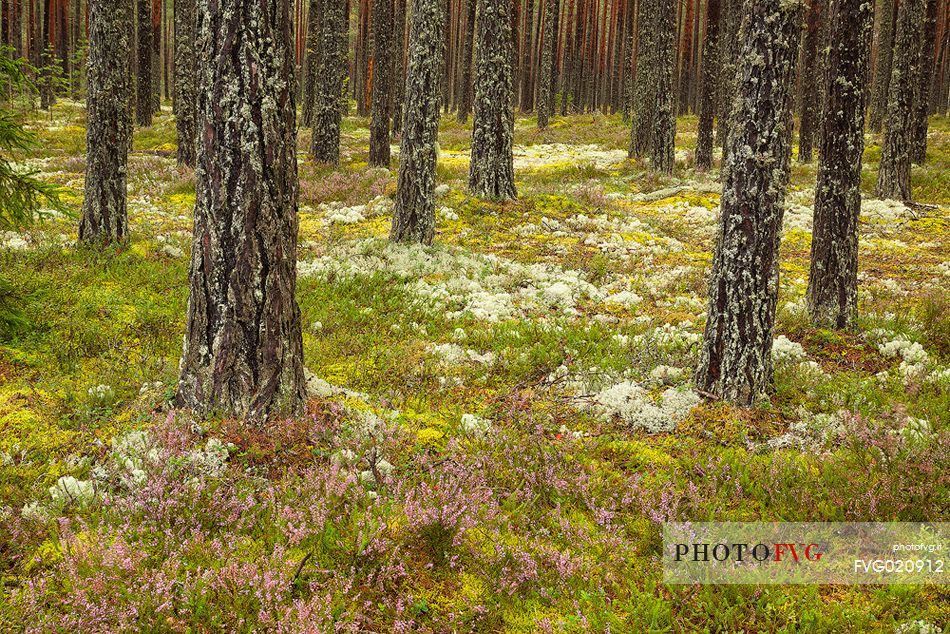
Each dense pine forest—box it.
[1,0,949,630]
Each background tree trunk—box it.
[79,0,131,244]
[807,0,873,328]
[797,0,824,163]
[694,0,802,405]
[628,0,656,158]
[174,0,196,167]
[695,0,719,170]
[311,0,348,163]
[537,0,557,128]
[391,0,407,134]
[301,0,321,127]
[456,0,477,122]
[469,0,516,199]
[390,0,446,244]
[868,0,895,132]
[650,0,675,173]
[911,0,939,164]
[177,0,306,422]
[368,0,394,166]
[136,0,152,125]
[875,0,924,200]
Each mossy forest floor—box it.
[1,102,950,632]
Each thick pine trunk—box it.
[177,0,306,422]
[368,0,394,166]
[696,0,720,170]
[301,0,321,127]
[79,0,132,244]
[310,0,347,164]
[806,0,873,328]
[868,0,895,133]
[174,0,197,167]
[875,0,924,201]
[651,0,675,174]
[797,0,824,163]
[469,0,516,200]
[456,0,477,123]
[695,0,802,406]
[390,0,446,244]
[537,0,557,128]
[911,0,938,164]
[136,0,152,126]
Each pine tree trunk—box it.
[714,0,740,148]
[695,0,802,406]
[391,0,407,135]
[875,0,923,201]
[368,0,394,166]
[456,0,477,122]
[469,0,516,199]
[174,0,196,167]
[537,0,557,128]
[79,0,132,244]
[696,0,720,170]
[677,0,695,115]
[310,0,347,163]
[135,0,152,125]
[519,0,534,111]
[151,0,160,112]
[806,0,873,328]
[797,0,824,163]
[301,0,321,127]
[868,0,895,132]
[177,0,306,422]
[911,0,938,164]
[628,0,656,158]
[390,0,446,244]
[651,0,675,173]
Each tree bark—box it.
[469,0,516,200]
[797,0,824,163]
[911,0,939,164]
[310,0,348,163]
[301,0,321,127]
[391,0,407,135]
[135,0,152,126]
[696,0,720,170]
[651,0,676,174]
[177,0,306,422]
[390,0,446,244]
[868,0,895,132]
[875,0,924,201]
[368,0,394,166]
[456,0,477,122]
[174,0,197,167]
[695,0,802,405]
[79,0,132,244]
[628,0,656,158]
[806,0,873,328]
[537,0,557,128]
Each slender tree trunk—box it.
[677,0,695,114]
[135,0,151,125]
[651,0,675,173]
[807,0,873,328]
[174,0,196,166]
[390,0,446,244]
[537,0,557,128]
[797,0,823,163]
[875,0,924,200]
[469,0,516,199]
[79,0,132,244]
[178,0,306,422]
[694,0,802,405]
[911,0,939,164]
[696,0,720,169]
[629,0,656,158]
[456,0,476,122]
[391,0,406,134]
[518,0,534,111]
[301,0,321,127]
[151,0,160,111]
[868,0,895,132]
[368,0,394,165]
[311,0,347,163]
